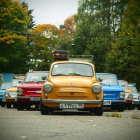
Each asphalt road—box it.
[0,106,140,140]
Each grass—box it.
[105,113,122,118]
[132,114,140,119]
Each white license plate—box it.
[2,99,6,102]
[30,97,40,101]
[59,103,84,109]
[104,100,111,105]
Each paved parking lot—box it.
[0,106,140,140]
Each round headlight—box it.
[44,84,52,93]
[17,88,23,95]
[138,96,140,101]
[128,94,133,99]
[92,85,101,93]
[119,92,125,99]
[5,91,10,97]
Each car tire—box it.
[1,102,5,107]
[13,103,17,108]
[118,103,125,112]
[7,103,11,108]
[137,105,140,110]
[95,101,103,116]
[128,103,132,110]
[40,99,49,115]
[125,103,128,110]
[17,101,24,111]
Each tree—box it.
[0,0,30,73]
[29,24,58,71]
[105,0,140,90]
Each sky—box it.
[21,0,79,28]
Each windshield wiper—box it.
[53,74,67,76]
[68,73,83,76]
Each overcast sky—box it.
[21,0,79,28]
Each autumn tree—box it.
[57,15,77,54]
[0,0,31,73]
[105,0,140,90]
[29,24,58,71]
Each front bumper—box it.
[132,101,140,105]
[42,99,102,104]
[6,97,16,102]
[17,96,40,102]
[104,100,126,105]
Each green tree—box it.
[0,0,30,73]
[105,0,140,90]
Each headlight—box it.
[128,94,133,99]
[5,91,10,97]
[17,88,23,95]
[119,92,125,99]
[138,96,140,101]
[44,84,52,93]
[92,85,101,93]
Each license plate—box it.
[59,103,84,109]
[2,99,6,102]
[30,97,40,101]
[104,100,111,105]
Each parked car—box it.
[129,83,140,110]
[96,73,125,112]
[40,50,103,116]
[0,83,11,107]
[17,71,49,111]
[5,79,23,108]
[118,80,133,110]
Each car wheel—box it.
[40,99,49,115]
[7,103,11,108]
[95,101,103,116]
[125,103,128,110]
[137,105,140,110]
[17,101,24,111]
[128,103,132,110]
[118,103,125,112]
[1,102,5,107]
[13,103,17,108]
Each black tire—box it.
[40,99,49,115]
[128,103,132,110]
[118,103,125,112]
[17,101,24,111]
[13,103,17,108]
[1,102,5,107]
[35,104,39,109]
[111,105,117,110]
[125,103,128,110]
[6,103,11,108]
[132,105,135,110]
[95,101,103,116]
[137,105,140,110]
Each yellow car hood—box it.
[48,76,95,88]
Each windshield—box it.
[118,81,128,89]
[96,74,118,85]
[1,83,11,90]
[25,72,49,83]
[11,79,23,87]
[51,63,93,77]
[129,86,138,94]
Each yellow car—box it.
[40,50,103,115]
[5,79,23,108]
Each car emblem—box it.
[71,82,74,85]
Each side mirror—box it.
[121,84,125,88]
[98,78,103,82]
[18,81,22,84]
[42,76,47,80]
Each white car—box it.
[129,83,140,110]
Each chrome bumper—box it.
[42,99,102,104]
[111,100,126,103]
